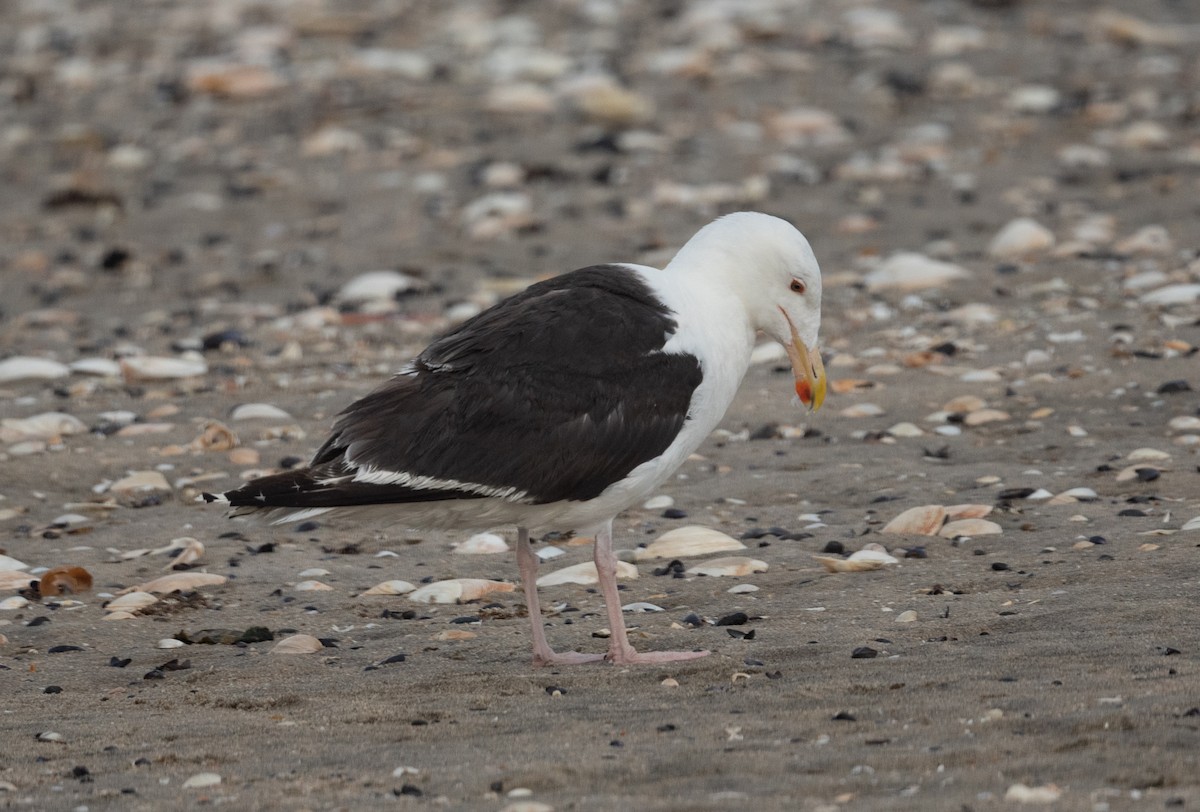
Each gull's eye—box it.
[790,279,806,294]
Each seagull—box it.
[204,211,826,666]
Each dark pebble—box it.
[1134,468,1160,482]
[143,670,164,680]
[279,455,305,470]
[26,616,51,626]
[381,609,416,620]
[832,711,857,721]
[379,653,407,665]
[71,766,90,779]
[851,646,878,659]
[1118,509,1148,517]
[609,740,623,748]
[716,612,749,626]
[744,658,764,667]
[450,616,481,624]
[1160,647,1181,656]
[544,685,565,696]
[657,723,676,732]
[109,657,131,668]
[156,659,191,672]
[295,521,320,533]
[662,508,687,519]
[394,785,422,797]
[821,540,845,555]
[238,626,274,644]
[202,329,250,351]
[740,527,772,540]
[998,487,1036,500]
[317,638,338,648]
[680,612,704,628]
[47,645,83,654]
[991,562,1010,571]
[1157,379,1192,394]
[651,559,685,577]
[727,629,756,639]
[44,685,63,694]
[903,546,927,559]
[749,423,780,440]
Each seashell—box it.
[0,554,29,572]
[103,610,138,621]
[0,357,70,384]
[685,557,768,577]
[938,519,1003,538]
[109,471,172,508]
[963,409,1010,427]
[120,356,207,382]
[642,495,674,510]
[360,580,417,596]
[1115,464,1164,482]
[297,568,329,578]
[1004,784,1061,804]
[294,580,333,592]
[134,572,226,594]
[229,403,293,421]
[944,504,993,520]
[0,571,36,590]
[886,422,924,438]
[190,421,238,452]
[535,546,564,561]
[104,591,158,612]
[0,596,31,610]
[536,561,638,587]
[632,526,745,562]
[158,638,186,649]
[840,403,884,418]
[1181,516,1200,532]
[814,548,899,572]
[162,538,204,569]
[452,532,510,554]
[864,253,970,292]
[1140,284,1200,306]
[39,566,93,595]
[1169,416,1200,431]
[1127,448,1170,462]
[1008,85,1061,114]
[408,578,516,604]
[301,126,366,157]
[1048,487,1099,505]
[70,357,122,377]
[882,505,947,535]
[271,634,323,655]
[336,271,423,304]
[182,772,223,789]
[622,602,665,612]
[895,610,917,623]
[562,75,655,126]
[942,395,986,413]
[727,583,760,594]
[436,629,477,641]
[1,412,87,443]
[987,217,1055,259]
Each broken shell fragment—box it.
[685,557,768,577]
[109,471,172,508]
[0,571,36,591]
[360,580,417,596]
[408,578,516,604]
[938,519,1003,538]
[815,548,899,572]
[536,561,639,587]
[294,580,333,591]
[1,412,87,443]
[271,634,324,655]
[104,591,158,613]
[38,566,94,595]
[632,526,745,561]
[944,504,994,520]
[133,572,227,594]
[161,538,204,570]
[881,505,948,535]
[230,403,293,421]
[452,532,510,554]
[189,421,239,452]
[120,356,207,382]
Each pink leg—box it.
[515,527,604,666]
[593,519,710,665]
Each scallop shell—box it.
[120,355,207,382]
[105,591,158,612]
[881,505,948,535]
[271,634,324,655]
[536,561,639,587]
[360,580,417,596]
[133,572,227,594]
[685,557,768,577]
[39,566,94,595]
[632,526,745,562]
[408,578,515,604]
[452,532,510,554]
[938,518,1003,538]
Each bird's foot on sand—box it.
[605,646,710,665]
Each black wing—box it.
[217,265,703,510]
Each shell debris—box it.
[631,526,745,562]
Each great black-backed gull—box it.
[204,211,827,666]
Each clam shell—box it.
[0,571,36,590]
[1115,464,1164,482]
[133,572,226,594]
[360,580,417,596]
[536,561,639,587]
[864,252,970,292]
[632,526,745,561]
[0,356,70,384]
[408,578,515,604]
[942,395,986,413]
[939,518,1003,538]
[120,356,207,382]
[0,554,29,572]
[945,504,994,520]
[452,532,510,554]
[0,596,31,610]
[102,610,138,621]
[39,566,93,595]
[105,591,158,612]
[881,505,948,535]
[271,634,324,655]
[0,412,87,443]
[685,556,768,577]
[229,403,293,421]
[1127,447,1171,461]
[1048,487,1098,505]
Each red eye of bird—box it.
[790,279,806,294]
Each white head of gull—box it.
[205,211,826,666]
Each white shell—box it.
[160,538,204,569]
[120,356,207,382]
[815,548,899,572]
[408,578,515,604]
[230,403,293,421]
[1127,447,1171,461]
[297,567,330,578]
[0,357,70,384]
[0,571,36,590]
[182,773,223,789]
[0,596,31,610]
[864,252,970,292]
[452,532,510,554]
[622,602,665,612]
[102,610,138,621]
[632,526,745,561]
[944,504,994,520]
[939,518,1003,538]
[157,638,186,649]
[536,561,639,586]
[0,554,29,572]
[104,591,158,612]
[134,572,226,594]
[0,412,87,443]
[336,270,422,303]
[881,505,948,535]
[1181,516,1200,532]
[1140,284,1200,306]
[987,217,1055,258]
[686,557,768,577]
[109,471,172,506]
[535,546,565,561]
[963,409,1010,427]
[271,634,324,655]
[360,580,417,596]
[727,583,760,594]
[895,610,918,623]
[69,358,122,377]
[642,495,674,510]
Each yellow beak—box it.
[782,312,827,412]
